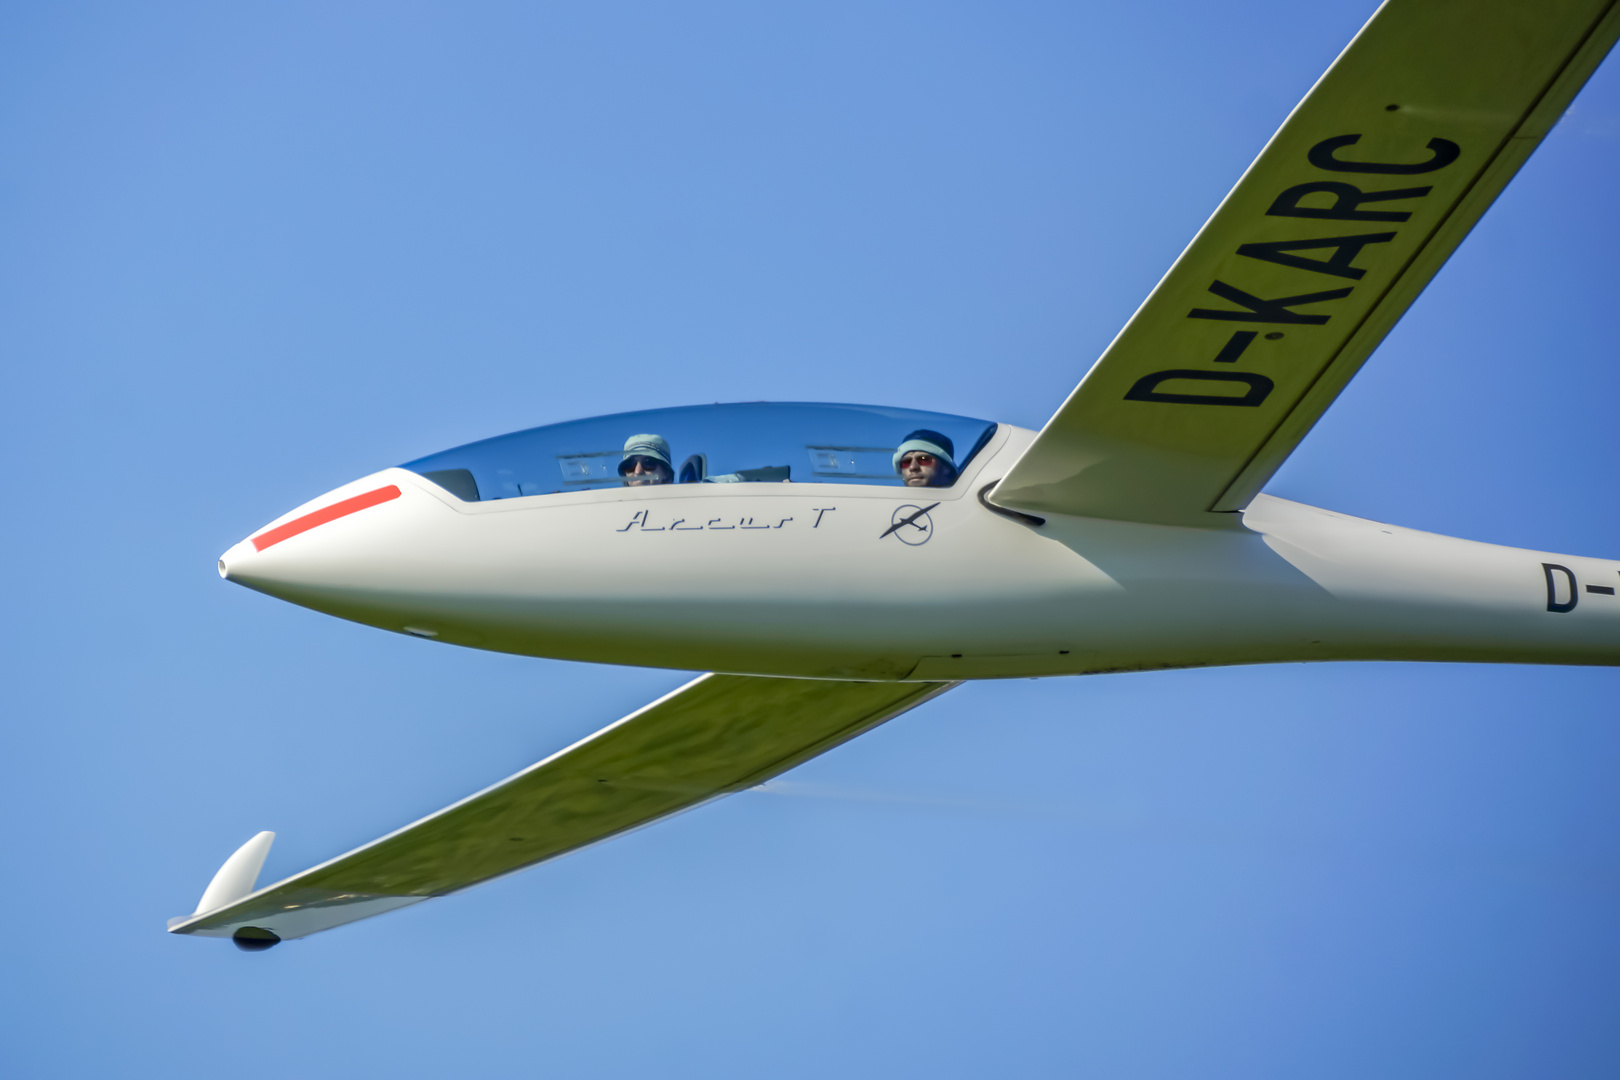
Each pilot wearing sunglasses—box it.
[893,429,958,488]
[618,433,675,486]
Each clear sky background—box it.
[4,2,1620,1077]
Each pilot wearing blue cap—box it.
[893,429,958,488]
[619,433,674,486]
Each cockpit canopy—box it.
[402,402,997,502]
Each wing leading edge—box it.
[993,0,1620,527]
[169,675,954,944]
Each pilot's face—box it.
[899,452,940,487]
[623,456,672,486]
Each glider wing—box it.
[992,0,1620,526]
[168,674,953,945]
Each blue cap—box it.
[892,429,956,474]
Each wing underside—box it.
[169,675,954,943]
[994,0,1620,527]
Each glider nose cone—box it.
[216,470,480,645]
[217,539,255,583]
[217,474,412,603]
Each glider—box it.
[172,0,1620,950]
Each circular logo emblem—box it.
[884,503,936,546]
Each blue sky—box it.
[4,2,1620,1076]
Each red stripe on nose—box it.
[251,485,402,552]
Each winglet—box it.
[192,831,275,916]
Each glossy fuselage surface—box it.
[219,422,1620,680]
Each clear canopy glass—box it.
[401,402,997,502]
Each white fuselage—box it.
[220,426,1620,680]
